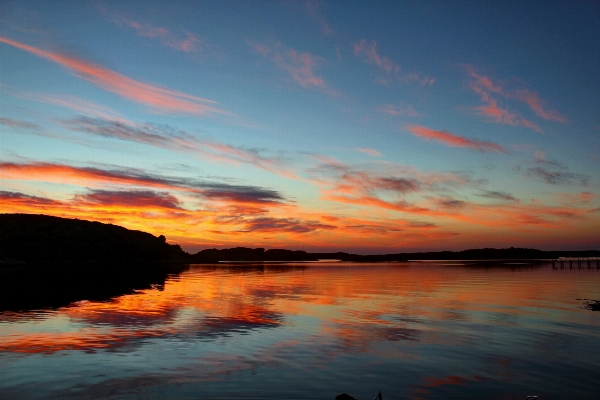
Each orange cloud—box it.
[405,125,507,153]
[0,36,226,115]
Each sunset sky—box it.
[1,1,599,253]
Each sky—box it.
[1,0,599,253]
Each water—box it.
[0,262,599,399]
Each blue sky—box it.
[1,1,599,252]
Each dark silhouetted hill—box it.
[1,214,597,265]
[0,214,188,263]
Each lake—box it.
[0,262,599,399]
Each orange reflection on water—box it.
[0,263,597,357]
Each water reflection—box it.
[0,263,599,399]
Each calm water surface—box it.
[1,262,599,399]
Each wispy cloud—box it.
[304,0,334,37]
[73,189,184,210]
[356,148,381,157]
[248,40,338,95]
[465,65,566,131]
[0,190,60,206]
[513,89,567,122]
[405,125,506,153]
[239,217,336,233]
[378,104,419,117]
[474,100,542,133]
[0,36,227,116]
[111,14,202,53]
[0,161,288,205]
[477,190,518,202]
[525,167,589,186]
[14,92,120,119]
[353,39,434,85]
[59,116,295,177]
[0,117,39,130]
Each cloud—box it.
[356,148,381,157]
[513,89,567,122]
[378,104,419,117]
[240,217,336,233]
[0,117,39,130]
[353,39,434,85]
[0,190,60,206]
[304,0,335,37]
[60,116,198,149]
[73,189,183,210]
[525,167,589,186]
[0,161,288,205]
[201,187,284,205]
[437,198,466,209]
[307,157,482,218]
[474,99,542,132]
[112,14,203,53]
[465,65,565,131]
[477,190,518,202]
[59,116,294,177]
[248,40,338,95]
[14,92,120,119]
[405,125,507,153]
[0,36,227,116]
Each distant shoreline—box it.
[1,213,599,265]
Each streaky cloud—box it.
[111,13,202,53]
[356,148,381,157]
[248,39,338,96]
[353,39,434,85]
[0,190,60,206]
[0,117,39,130]
[240,217,336,233]
[59,116,295,177]
[478,190,518,202]
[405,125,506,153]
[525,166,589,186]
[0,161,288,205]
[0,36,227,116]
[73,189,184,210]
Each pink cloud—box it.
[405,125,506,153]
[354,39,433,86]
[514,89,567,122]
[273,48,325,88]
[379,104,419,117]
[0,36,227,116]
[112,14,202,53]
[465,65,565,130]
[353,39,398,74]
[249,40,338,95]
[475,100,542,132]
[357,148,381,157]
[304,0,335,37]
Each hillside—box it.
[0,214,188,264]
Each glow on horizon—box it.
[1,1,598,253]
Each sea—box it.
[0,261,599,399]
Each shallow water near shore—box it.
[1,262,599,399]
